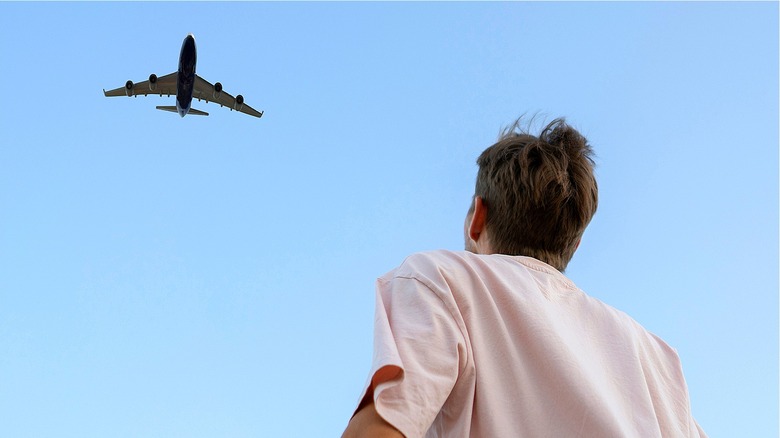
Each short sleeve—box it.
[357,273,465,438]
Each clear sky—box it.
[0,2,777,437]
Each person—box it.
[342,118,706,438]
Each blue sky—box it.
[0,2,777,437]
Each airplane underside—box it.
[102,34,264,119]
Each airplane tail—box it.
[155,106,209,116]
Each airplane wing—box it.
[103,73,178,97]
[193,75,264,118]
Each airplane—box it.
[103,34,263,118]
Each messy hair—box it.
[473,117,598,271]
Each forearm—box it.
[342,401,404,438]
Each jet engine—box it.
[213,82,223,99]
[125,80,134,97]
[148,74,158,92]
[234,94,244,111]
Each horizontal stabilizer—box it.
[155,106,209,116]
[156,106,178,113]
[188,108,209,116]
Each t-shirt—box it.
[355,250,706,438]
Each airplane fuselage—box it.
[176,34,197,117]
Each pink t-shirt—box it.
[356,250,706,438]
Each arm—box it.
[342,401,404,438]
[345,269,463,437]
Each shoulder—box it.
[586,296,684,370]
[392,250,481,280]
[394,250,547,279]
[387,250,535,296]
[376,251,477,297]
[399,249,469,268]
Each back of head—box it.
[474,117,598,271]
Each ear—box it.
[468,196,488,242]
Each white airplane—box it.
[104,34,264,118]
